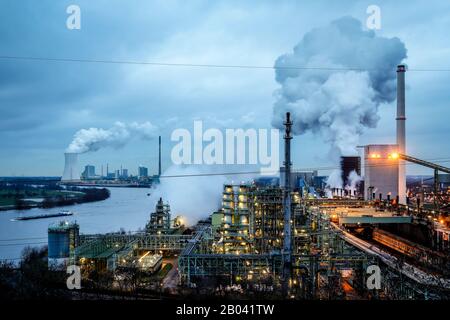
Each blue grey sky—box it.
[0,0,449,176]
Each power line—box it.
[0,242,47,247]
[0,236,47,242]
[157,159,450,179]
[1,158,449,183]
[1,55,450,72]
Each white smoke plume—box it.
[272,16,407,156]
[149,165,258,226]
[345,170,362,195]
[325,169,343,198]
[325,169,343,189]
[66,121,158,153]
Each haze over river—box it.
[0,188,153,261]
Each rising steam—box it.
[149,165,257,226]
[148,165,227,226]
[272,16,407,157]
[66,121,158,153]
[345,170,363,194]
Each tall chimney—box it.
[282,112,292,295]
[158,136,162,176]
[397,65,406,204]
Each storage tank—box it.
[48,221,79,269]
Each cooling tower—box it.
[62,153,80,181]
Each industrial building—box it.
[363,144,399,201]
[280,168,318,190]
[146,197,172,234]
[81,165,96,179]
[138,166,149,178]
[341,156,361,191]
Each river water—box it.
[0,187,152,261]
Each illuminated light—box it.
[388,152,399,159]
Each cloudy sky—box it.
[0,0,449,177]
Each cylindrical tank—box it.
[48,221,79,259]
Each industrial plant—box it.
[47,65,450,300]
[61,136,163,187]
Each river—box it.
[0,187,152,261]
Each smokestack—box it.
[62,153,80,182]
[282,112,292,295]
[397,65,407,204]
[158,136,162,176]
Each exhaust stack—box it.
[397,65,406,204]
[158,136,162,176]
[282,112,292,295]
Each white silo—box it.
[62,152,80,181]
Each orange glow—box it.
[388,152,399,159]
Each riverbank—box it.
[0,187,110,211]
[0,187,151,261]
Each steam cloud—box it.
[345,170,363,195]
[272,16,407,156]
[148,166,226,226]
[149,165,257,226]
[66,121,158,153]
[325,169,343,189]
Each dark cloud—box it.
[0,0,449,175]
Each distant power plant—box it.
[61,136,163,182]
